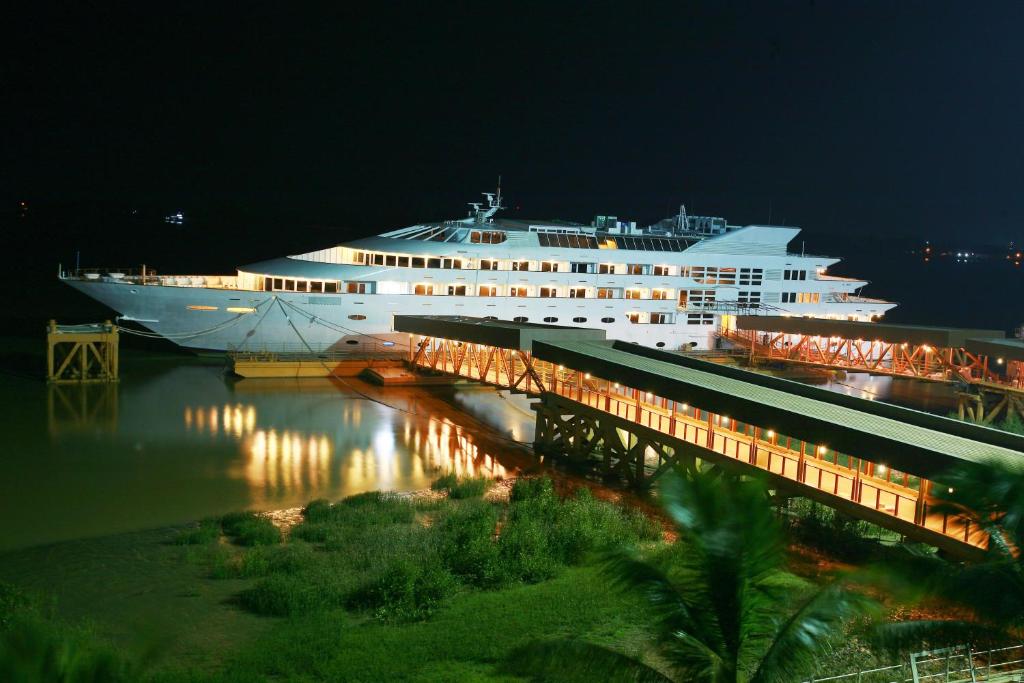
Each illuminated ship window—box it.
[226,307,256,314]
[186,305,218,311]
[348,314,367,320]
[470,230,506,244]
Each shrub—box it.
[348,558,457,622]
[431,474,490,499]
[498,511,561,583]
[510,476,555,503]
[237,565,353,617]
[170,518,221,545]
[430,473,459,492]
[433,500,502,587]
[220,512,281,546]
[0,616,136,682]
[299,493,416,530]
[211,542,317,579]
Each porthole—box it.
[345,340,359,345]
[572,316,587,323]
[600,317,615,323]
[513,316,529,323]
[348,314,367,320]
[656,342,666,348]
[543,316,558,323]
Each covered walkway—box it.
[395,316,1024,558]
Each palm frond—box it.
[602,550,727,660]
[870,618,1010,655]
[747,581,877,683]
[507,639,673,683]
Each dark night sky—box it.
[5,2,1024,247]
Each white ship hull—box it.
[61,197,897,353]
[63,279,729,352]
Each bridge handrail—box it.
[805,643,1024,682]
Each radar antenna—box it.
[469,176,506,222]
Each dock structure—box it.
[395,315,1024,559]
[228,343,406,379]
[722,315,1024,425]
[46,320,119,383]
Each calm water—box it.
[4,254,1016,552]
[0,357,536,552]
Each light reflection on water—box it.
[1,360,523,552]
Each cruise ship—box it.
[61,189,895,353]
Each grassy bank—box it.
[2,477,665,681]
[0,475,958,681]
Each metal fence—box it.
[807,644,1024,683]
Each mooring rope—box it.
[115,297,275,341]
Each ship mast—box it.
[470,177,506,222]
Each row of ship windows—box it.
[351,252,778,283]
[349,312,713,325]
[187,303,718,327]
[259,277,821,304]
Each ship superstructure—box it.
[61,188,895,353]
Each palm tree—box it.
[512,469,874,682]
[872,461,1024,651]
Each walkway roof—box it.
[533,339,1024,477]
[392,315,1024,478]
[394,315,607,352]
[964,337,1024,364]
[735,315,1004,348]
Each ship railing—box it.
[815,273,864,283]
[65,267,240,289]
[825,293,893,305]
[678,302,787,315]
[227,341,406,362]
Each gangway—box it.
[396,316,1024,560]
[723,316,1024,425]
